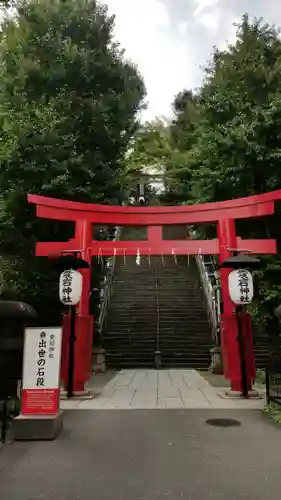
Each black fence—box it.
[0,398,13,443]
[266,351,281,406]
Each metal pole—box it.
[236,305,248,398]
[265,367,270,405]
[67,305,76,398]
[1,399,8,443]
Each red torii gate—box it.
[28,190,281,394]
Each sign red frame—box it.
[22,388,60,415]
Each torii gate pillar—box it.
[61,220,93,392]
[218,219,255,392]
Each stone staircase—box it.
[101,222,273,371]
[103,227,214,369]
[253,326,271,369]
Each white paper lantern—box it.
[228,269,254,305]
[59,269,83,306]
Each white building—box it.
[140,164,166,195]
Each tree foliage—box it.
[0,0,146,319]
[191,16,281,204]
[123,118,195,204]
[123,119,171,193]
[166,15,281,320]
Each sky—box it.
[103,0,281,121]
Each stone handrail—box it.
[98,227,121,337]
[195,253,221,343]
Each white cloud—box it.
[218,17,240,51]
[103,0,196,121]
[178,21,189,35]
[192,0,221,33]
[193,0,220,17]
[102,0,281,122]
[198,11,220,32]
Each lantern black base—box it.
[13,412,63,441]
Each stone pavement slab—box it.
[182,398,211,408]
[60,369,266,410]
[1,410,281,500]
[158,397,184,408]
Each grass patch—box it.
[255,369,266,386]
[264,403,281,425]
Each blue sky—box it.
[103,0,281,121]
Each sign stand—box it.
[67,305,76,398]
[13,327,63,441]
[236,305,248,398]
[58,265,84,398]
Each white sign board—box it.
[59,269,83,305]
[228,269,254,305]
[22,327,62,390]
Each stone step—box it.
[106,320,211,327]
[104,343,214,350]
[109,303,207,311]
[106,359,211,368]
[105,345,213,352]
[106,328,212,336]
[105,352,211,360]
[105,354,212,361]
[104,332,213,338]
[106,329,211,337]
[107,308,208,315]
[106,323,210,329]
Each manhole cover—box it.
[206,418,241,427]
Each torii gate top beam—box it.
[28,190,281,226]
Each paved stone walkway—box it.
[61,369,265,410]
[1,410,280,500]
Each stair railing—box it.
[98,226,121,339]
[188,226,221,342]
[195,253,221,343]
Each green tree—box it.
[0,0,146,319]
[123,119,171,192]
[123,118,195,204]
[169,15,281,320]
[191,15,281,203]
[170,90,201,150]
[155,90,203,204]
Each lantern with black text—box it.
[228,269,254,305]
[59,269,83,306]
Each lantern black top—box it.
[0,301,37,319]
[49,254,91,271]
[220,254,260,269]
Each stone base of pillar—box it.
[92,347,106,374]
[13,412,63,441]
[209,346,223,374]
[223,389,261,399]
[60,389,95,400]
